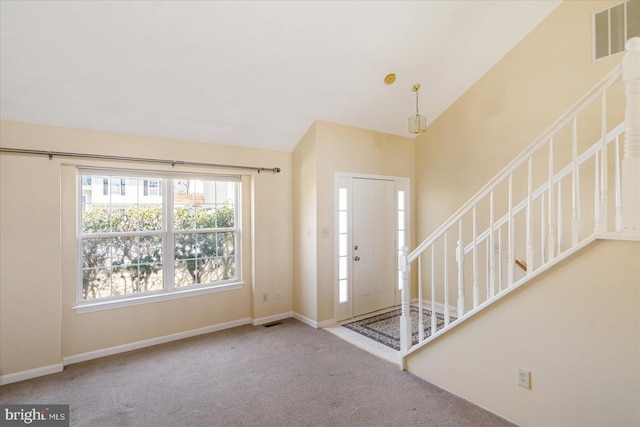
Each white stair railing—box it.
[399,38,640,357]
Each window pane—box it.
[112,236,139,266]
[174,205,196,230]
[339,212,347,234]
[339,279,348,303]
[339,234,347,256]
[217,231,235,256]
[339,188,348,211]
[82,238,111,269]
[175,260,197,287]
[174,233,197,260]
[219,257,236,280]
[339,257,347,280]
[196,258,217,284]
[398,230,405,248]
[215,204,235,228]
[197,233,217,257]
[82,267,111,300]
[112,265,139,295]
[139,235,163,263]
[82,205,111,234]
[398,211,405,230]
[196,206,217,229]
[398,190,405,210]
[139,264,163,292]
[138,204,162,232]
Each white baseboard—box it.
[293,312,318,328]
[292,312,335,328]
[251,312,293,326]
[63,317,251,366]
[0,363,63,386]
[318,318,336,328]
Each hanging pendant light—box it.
[408,83,427,134]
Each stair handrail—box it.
[407,64,622,264]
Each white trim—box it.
[0,363,64,386]
[292,312,335,329]
[74,282,245,313]
[251,312,293,326]
[595,232,640,241]
[318,318,336,328]
[293,312,318,328]
[63,317,250,365]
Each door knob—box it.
[354,256,360,261]
[354,245,358,250]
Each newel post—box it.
[399,247,412,355]
[622,37,640,233]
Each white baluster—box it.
[418,256,424,343]
[541,195,546,265]
[444,233,450,327]
[600,92,609,231]
[485,239,490,300]
[399,247,411,354]
[456,220,465,318]
[526,157,533,274]
[548,138,556,260]
[622,37,640,233]
[489,190,496,297]
[572,117,581,246]
[595,151,601,233]
[472,206,479,307]
[558,180,563,252]
[431,247,437,335]
[615,136,623,232]
[507,174,515,287]
[498,227,503,293]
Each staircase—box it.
[398,38,640,360]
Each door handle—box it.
[354,256,360,261]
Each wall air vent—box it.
[593,0,640,61]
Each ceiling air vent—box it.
[594,0,640,61]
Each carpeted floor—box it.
[0,318,514,427]
[342,307,452,350]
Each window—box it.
[79,170,240,305]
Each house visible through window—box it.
[79,170,240,304]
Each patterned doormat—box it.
[342,306,449,351]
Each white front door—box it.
[352,178,396,317]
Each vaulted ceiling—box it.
[0,1,561,152]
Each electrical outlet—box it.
[322,227,330,238]
[275,290,281,300]
[517,368,531,389]
[262,293,268,303]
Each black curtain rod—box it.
[0,147,281,174]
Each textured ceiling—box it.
[0,1,561,152]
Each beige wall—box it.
[415,0,622,239]
[292,120,415,324]
[406,240,640,427]
[0,120,292,375]
[292,123,318,321]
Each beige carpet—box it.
[0,318,514,426]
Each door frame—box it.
[334,172,410,322]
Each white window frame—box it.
[75,168,243,313]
